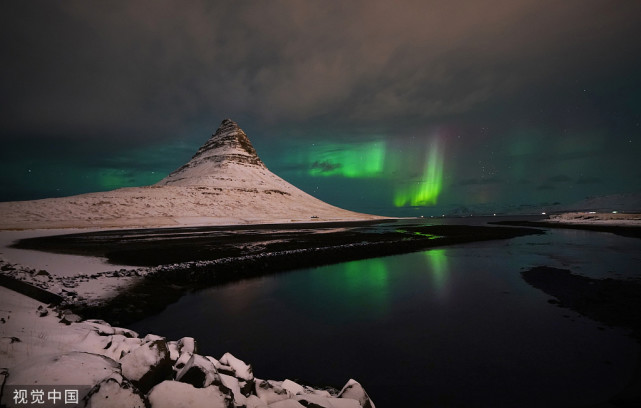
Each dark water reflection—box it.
[130,226,641,407]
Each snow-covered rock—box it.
[84,373,147,408]
[176,354,221,388]
[255,379,291,405]
[120,339,172,393]
[267,399,306,408]
[281,379,305,396]
[219,352,253,381]
[147,380,231,408]
[338,379,375,408]
[0,287,376,408]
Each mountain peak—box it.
[192,119,262,164]
[158,119,265,186]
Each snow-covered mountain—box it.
[0,119,386,229]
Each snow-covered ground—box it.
[0,286,375,407]
[0,229,144,305]
[547,212,641,226]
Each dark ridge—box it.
[0,274,63,305]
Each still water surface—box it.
[130,223,641,407]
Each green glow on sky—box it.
[393,140,444,207]
[424,249,449,293]
[97,168,164,191]
[308,141,386,178]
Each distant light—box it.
[493,213,496,216]
[613,211,618,214]
[588,211,596,214]
[541,212,546,215]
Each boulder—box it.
[281,379,304,396]
[84,373,148,408]
[147,380,232,408]
[176,354,221,388]
[267,399,306,408]
[219,352,253,381]
[255,379,290,405]
[338,379,375,408]
[120,339,172,393]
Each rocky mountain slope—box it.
[0,120,385,229]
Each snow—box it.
[147,381,229,408]
[0,285,375,407]
[220,351,253,381]
[281,379,305,396]
[547,212,641,226]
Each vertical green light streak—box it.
[394,139,444,207]
[424,249,449,293]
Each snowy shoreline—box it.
[2,213,639,407]
[0,286,375,408]
[0,224,380,407]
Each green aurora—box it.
[293,137,445,209]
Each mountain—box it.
[0,120,386,230]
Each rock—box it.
[176,354,221,388]
[255,379,290,405]
[294,393,336,408]
[281,379,304,396]
[36,305,48,317]
[245,394,269,408]
[120,339,172,394]
[84,373,148,408]
[101,334,145,361]
[325,398,362,408]
[219,373,246,405]
[267,399,306,408]
[59,310,82,325]
[167,341,180,362]
[144,333,165,343]
[147,381,232,408]
[172,337,197,375]
[219,352,253,381]
[338,379,375,408]
[178,337,197,355]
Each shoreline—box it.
[2,219,640,406]
[491,220,641,239]
[4,222,543,325]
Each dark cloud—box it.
[2,0,641,138]
[547,175,572,183]
[311,160,341,174]
[458,177,503,186]
[577,176,603,185]
[1,1,640,210]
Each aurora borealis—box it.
[1,1,640,216]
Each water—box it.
[129,224,641,407]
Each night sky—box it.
[2,1,640,216]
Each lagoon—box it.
[130,224,641,407]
